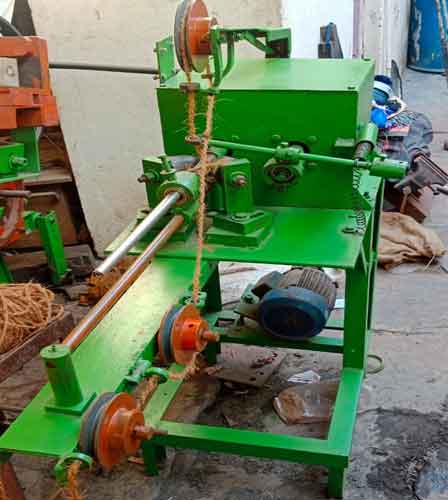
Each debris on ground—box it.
[274,380,372,425]
[287,370,321,384]
[274,380,336,424]
[214,345,286,387]
[379,212,445,269]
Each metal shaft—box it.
[63,215,184,352]
[95,192,181,276]
[50,62,159,75]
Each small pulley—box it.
[79,392,164,469]
[158,304,219,365]
[174,0,217,72]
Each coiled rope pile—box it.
[0,283,64,354]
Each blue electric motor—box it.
[252,268,337,340]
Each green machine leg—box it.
[328,467,346,499]
[27,211,69,285]
[142,442,167,476]
[0,255,13,283]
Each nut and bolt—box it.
[232,175,247,188]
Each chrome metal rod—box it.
[94,192,181,276]
[64,215,184,352]
[50,62,159,75]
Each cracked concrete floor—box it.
[4,69,448,500]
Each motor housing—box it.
[254,268,337,340]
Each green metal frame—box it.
[0,210,69,285]
[0,126,69,285]
[0,24,401,500]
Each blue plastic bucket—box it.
[408,0,446,73]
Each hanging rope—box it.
[191,92,216,304]
[0,283,64,354]
[63,460,84,500]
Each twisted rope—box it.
[63,461,84,500]
[0,283,64,354]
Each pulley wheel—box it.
[79,392,115,457]
[174,0,217,72]
[80,392,151,470]
[94,392,147,470]
[158,304,219,365]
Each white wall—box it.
[362,0,411,74]
[282,0,354,58]
[29,0,281,254]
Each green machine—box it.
[0,2,407,498]
[0,36,68,285]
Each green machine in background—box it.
[0,127,69,284]
[0,2,407,498]
[0,36,69,285]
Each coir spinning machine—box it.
[0,1,408,498]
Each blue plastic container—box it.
[408,0,446,73]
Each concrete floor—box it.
[5,69,448,500]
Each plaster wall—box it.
[282,0,354,58]
[362,0,411,74]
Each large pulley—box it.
[174,0,217,72]
[158,304,219,365]
[79,392,163,469]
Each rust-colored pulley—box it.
[79,392,165,469]
[174,0,217,72]
[158,304,219,365]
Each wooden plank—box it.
[0,312,74,384]
[23,167,72,186]
[5,244,95,280]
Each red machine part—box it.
[0,37,58,130]
[158,304,220,365]
[94,393,157,469]
[0,181,26,248]
[174,0,217,72]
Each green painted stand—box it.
[0,210,69,285]
[138,188,382,499]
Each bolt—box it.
[243,294,255,304]
[201,331,220,343]
[6,65,16,77]
[185,135,203,146]
[10,156,28,167]
[232,175,247,188]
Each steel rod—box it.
[95,192,181,276]
[49,62,159,75]
[209,139,370,168]
[63,215,184,352]
[0,190,31,199]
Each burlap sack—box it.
[379,212,446,270]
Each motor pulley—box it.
[174,0,217,72]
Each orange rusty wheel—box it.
[94,393,152,469]
[158,304,219,365]
[174,0,217,72]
